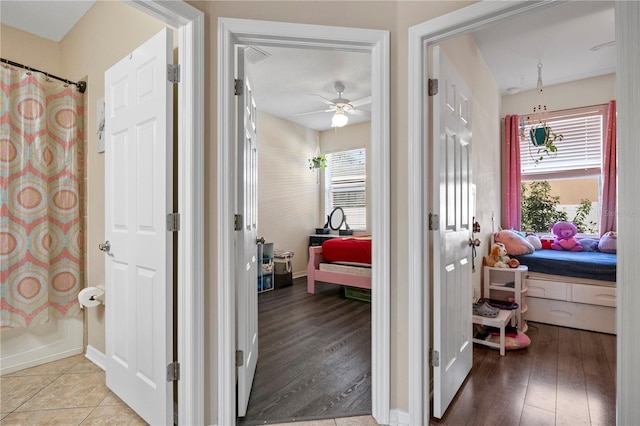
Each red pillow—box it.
[540,237,554,250]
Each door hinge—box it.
[167,362,180,381]
[167,213,180,232]
[234,214,243,231]
[430,349,440,367]
[236,350,244,367]
[429,213,439,231]
[235,79,243,96]
[428,78,439,96]
[167,64,180,84]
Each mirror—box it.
[328,207,345,230]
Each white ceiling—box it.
[1,1,616,131]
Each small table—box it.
[472,309,515,356]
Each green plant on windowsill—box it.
[308,155,327,170]
[529,125,563,164]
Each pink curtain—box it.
[504,115,521,230]
[1,65,84,328]
[600,100,616,235]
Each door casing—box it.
[217,17,390,426]
[408,1,640,425]
[125,1,204,425]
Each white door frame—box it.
[408,1,640,424]
[217,18,390,426]
[126,2,204,425]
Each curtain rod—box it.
[1,57,86,94]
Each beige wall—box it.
[1,25,61,74]
[320,122,371,234]
[502,73,615,116]
[257,111,321,277]
[524,178,600,204]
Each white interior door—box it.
[236,47,259,418]
[431,46,473,419]
[104,28,174,425]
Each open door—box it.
[236,46,260,418]
[431,46,474,419]
[104,28,174,425]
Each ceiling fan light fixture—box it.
[331,110,349,128]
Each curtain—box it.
[504,115,521,230]
[600,100,616,235]
[1,65,84,328]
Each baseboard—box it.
[85,345,106,371]
[293,271,306,279]
[389,409,410,426]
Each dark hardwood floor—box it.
[432,322,616,426]
[237,278,617,426]
[238,277,372,425]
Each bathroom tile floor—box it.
[1,354,378,425]
[0,354,145,425]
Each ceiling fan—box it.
[298,82,371,128]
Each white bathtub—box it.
[0,315,84,375]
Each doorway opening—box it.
[217,18,390,426]
[407,1,634,424]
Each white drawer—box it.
[571,284,616,307]
[526,278,570,301]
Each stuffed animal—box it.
[484,242,511,268]
[550,221,582,252]
[494,229,535,255]
[525,233,542,250]
[578,238,599,252]
[598,231,617,253]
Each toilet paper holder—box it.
[78,286,105,309]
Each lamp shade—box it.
[331,111,349,128]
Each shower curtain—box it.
[1,64,83,328]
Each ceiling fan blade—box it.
[294,109,332,116]
[309,94,336,106]
[350,95,371,108]
[349,109,371,117]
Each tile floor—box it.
[0,354,145,425]
[1,354,378,425]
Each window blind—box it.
[520,105,606,176]
[325,148,366,230]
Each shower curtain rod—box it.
[1,57,86,94]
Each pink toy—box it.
[551,221,582,252]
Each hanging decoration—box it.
[519,62,563,164]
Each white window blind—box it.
[325,148,366,230]
[520,105,606,177]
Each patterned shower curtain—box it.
[1,64,83,328]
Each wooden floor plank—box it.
[239,278,371,425]
[523,323,559,414]
[555,327,590,425]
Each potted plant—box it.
[308,155,327,170]
[529,125,563,164]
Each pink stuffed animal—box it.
[551,221,582,252]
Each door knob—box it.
[256,236,265,245]
[99,241,111,253]
[468,238,480,247]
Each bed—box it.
[512,250,617,334]
[307,237,372,294]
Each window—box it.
[519,105,607,234]
[324,148,366,230]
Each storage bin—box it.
[344,287,371,302]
